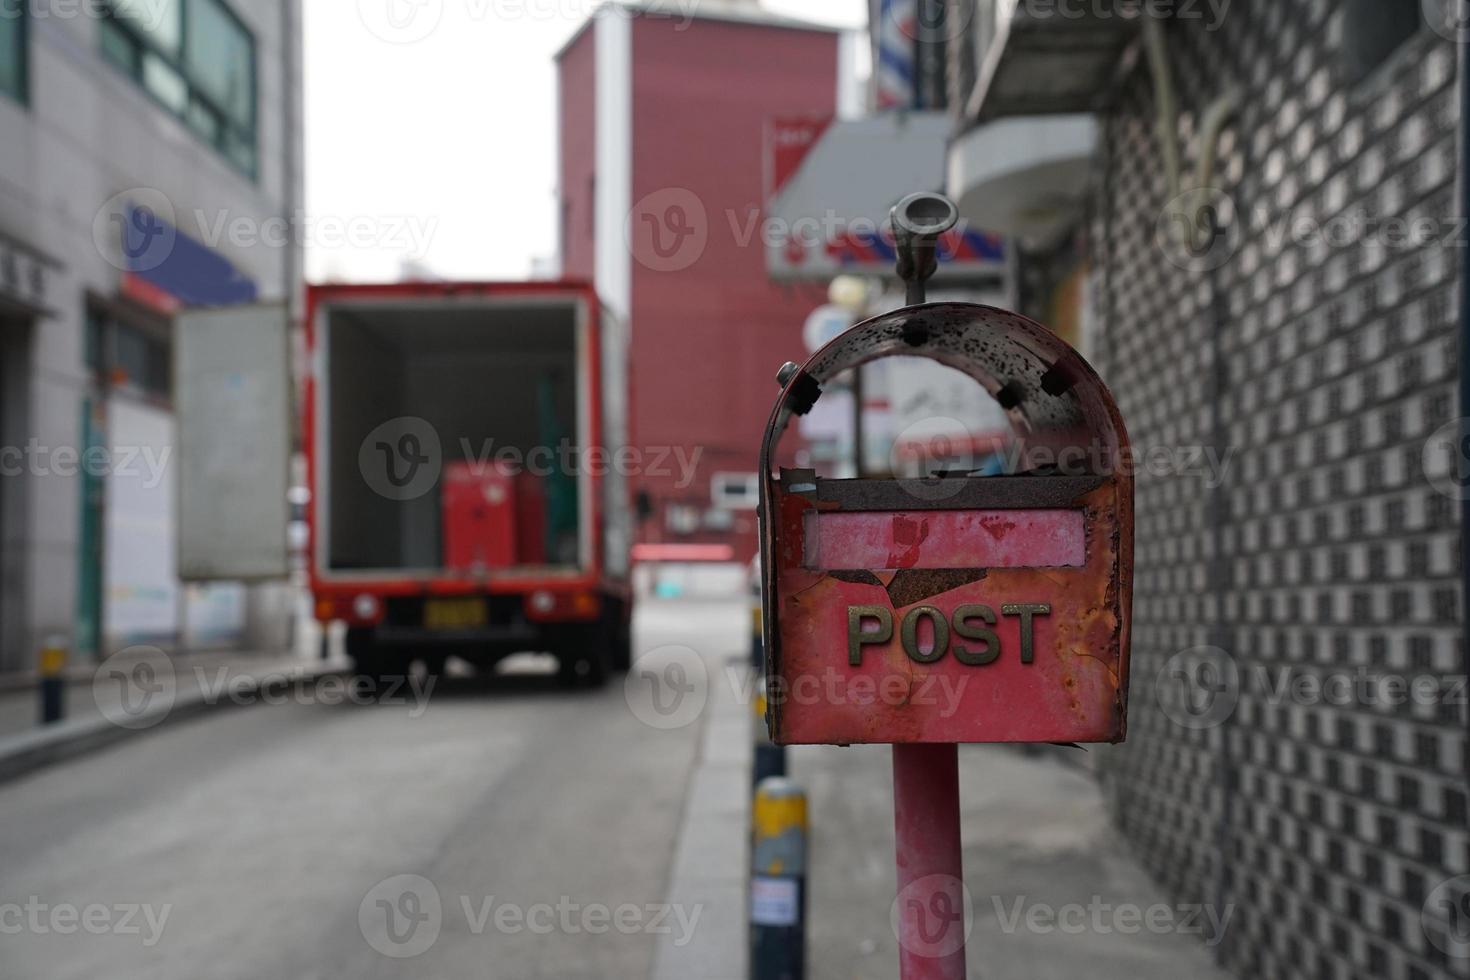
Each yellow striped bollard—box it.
[751,776,807,980]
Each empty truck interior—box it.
[313,290,629,685]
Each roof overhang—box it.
[764,113,1007,283]
[947,114,1097,250]
[965,1,1138,121]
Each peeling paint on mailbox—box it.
[758,304,1134,746]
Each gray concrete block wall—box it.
[1089,2,1469,978]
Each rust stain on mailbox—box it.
[758,304,1134,746]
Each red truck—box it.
[301,281,633,686]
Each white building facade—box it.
[0,0,302,672]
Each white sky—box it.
[303,0,868,283]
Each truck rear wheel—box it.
[346,627,400,692]
[554,624,610,689]
[608,600,632,674]
[346,627,378,676]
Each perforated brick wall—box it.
[1087,3,1470,977]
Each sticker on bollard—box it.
[758,303,1133,747]
[751,877,800,927]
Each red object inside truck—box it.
[441,462,548,571]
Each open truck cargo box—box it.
[306,281,632,686]
[320,296,582,575]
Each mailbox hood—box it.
[762,303,1128,475]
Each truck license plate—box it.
[424,599,487,630]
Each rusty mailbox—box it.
[758,299,1134,746]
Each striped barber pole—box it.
[875,0,917,110]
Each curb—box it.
[650,653,752,980]
[0,660,335,786]
[0,648,298,693]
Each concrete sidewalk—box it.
[647,655,1232,979]
[644,597,754,980]
[796,742,1234,980]
[0,646,338,783]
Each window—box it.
[100,0,257,177]
[0,2,26,105]
[1342,0,1421,85]
[711,473,760,511]
[87,306,172,402]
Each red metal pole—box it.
[892,743,967,979]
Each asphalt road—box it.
[0,597,748,980]
[1,590,1233,980]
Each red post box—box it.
[758,303,1133,746]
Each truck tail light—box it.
[526,590,601,622]
[351,594,382,624]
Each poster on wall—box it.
[184,583,248,648]
[103,398,179,644]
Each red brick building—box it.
[557,2,842,563]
